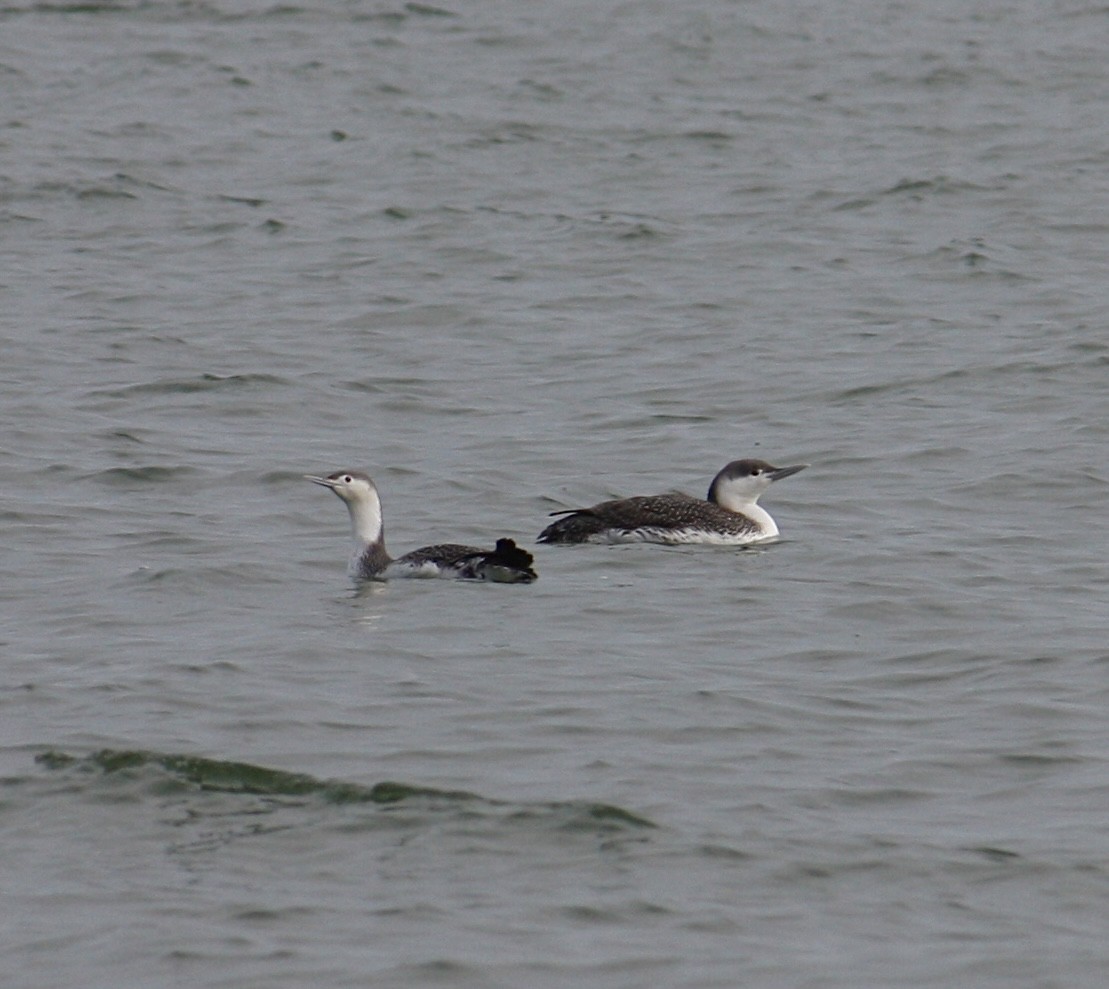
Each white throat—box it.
[713,483,778,537]
[346,488,384,550]
[740,502,778,538]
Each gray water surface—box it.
[3,2,1108,987]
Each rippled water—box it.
[4,1,1109,986]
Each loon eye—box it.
[751,467,762,476]
[343,475,353,483]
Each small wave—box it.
[95,373,289,398]
[35,749,656,830]
[88,465,199,485]
[881,175,992,197]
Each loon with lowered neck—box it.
[538,459,807,546]
[307,470,537,583]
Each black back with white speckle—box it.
[537,493,760,544]
[396,539,537,582]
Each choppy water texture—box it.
[3,1,1109,986]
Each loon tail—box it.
[537,509,602,544]
[463,538,538,583]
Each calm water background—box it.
[3,1,1108,986]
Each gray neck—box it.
[345,492,392,577]
[351,540,392,580]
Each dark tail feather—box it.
[476,538,537,583]
[537,510,601,544]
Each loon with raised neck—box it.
[537,459,808,546]
[307,470,537,583]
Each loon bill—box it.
[307,470,537,583]
[538,459,807,546]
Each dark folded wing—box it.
[539,494,758,543]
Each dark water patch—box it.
[217,194,268,208]
[697,842,754,862]
[12,173,169,204]
[405,2,456,17]
[20,177,137,203]
[35,749,656,829]
[827,785,934,807]
[966,845,1022,862]
[74,185,136,202]
[466,123,545,148]
[997,752,1085,769]
[96,372,290,398]
[0,507,75,526]
[681,129,733,143]
[824,356,1076,407]
[882,175,993,198]
[97,428,148,445]
[557,898,672,925]
[11,2,135,13]
[645,411,717,424]
[89,465,199,485]
[832,195,877,211]
[124,561,287,593]
[114,527,199,549]
[334,375,429,395]
[916,242,1036,282]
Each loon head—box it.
[708,459,807,512]
[305,470,384,547]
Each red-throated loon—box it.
[307,470,537,583]
[537,459,807,546]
